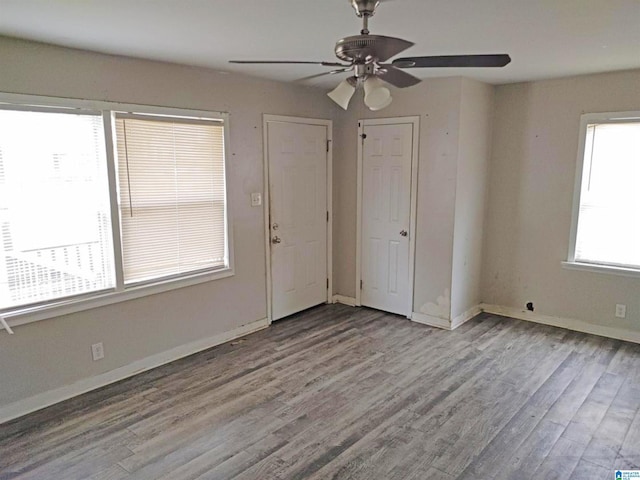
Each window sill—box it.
[1,267,234,330]
[561,261,640,279]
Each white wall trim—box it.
[561,261,640,279]
[481,304,640,345]
[402,302,640,345]
[262,115,333,322]
[451,304,483,329]
[567,111,640,266]
[411,311,452,330]
[3,269,235,329]
[411,304,482,330]
[262,117,274,323]
[0,92,230,119]
[355,121,364,307]
[0,317,269,425]
[332,295,357,307]
[407,118,421,320]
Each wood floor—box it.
[1,305,640,480]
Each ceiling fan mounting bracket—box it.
[350,0,380,18]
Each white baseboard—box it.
[411,305,483,331]
[0,317,270,425]
[452,304,483,330]
[332,295,357,307]
[411,302,640,345]
[411,311,452,330]
[481,304,640,345]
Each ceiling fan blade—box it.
[392,54,511,68]
[229,60,349,67]
[371,36,415,62]
[296,68,353,83]
[377,65,421,88]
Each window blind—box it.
[0,109,115,309]
[114,115,227,284]
[575,122,640,268]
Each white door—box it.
[361,123,413,316]
[267,120,328,321]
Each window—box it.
[115,114,227,284]
[0,98,232,320]
[567,112,640,274]
[0,109,115,309]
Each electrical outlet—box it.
[91,342,104,361]
[615,304,626,319]
[251,192,262,207]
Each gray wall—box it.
[451,79,494,319]
[482,69,640,331]
[0,36,337,407]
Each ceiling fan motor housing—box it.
[335,35,383,63]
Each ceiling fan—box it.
[230,0,511,111]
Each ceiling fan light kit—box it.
[368,94,392,112]
[327,78,357,110]
[230,0,511,111]
[363,76,391,110]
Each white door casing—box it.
[264,117,332,321]
[357,118,419,317]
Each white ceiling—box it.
[1,0,639,87]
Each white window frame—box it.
[563,110,640,279]
[0,93,234,328]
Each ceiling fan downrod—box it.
[350,0,380,34]
[361,15,369,35]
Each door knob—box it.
[400,230,408,237]
[272,223,279,231]
[272,236,282,244]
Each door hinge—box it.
[326,139,331,152]
[327,278,329,289]
[360,279,363,289]
[326,211,329,222]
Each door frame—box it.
[262,114,333,323]
[355,116,420,318]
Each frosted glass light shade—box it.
[327,79,356,110]
[368,95,392,111]
[364,76,391,110]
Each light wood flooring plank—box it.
[529,436,587,480]
[561,372,625,446]
[570,458,611,479]
[458,351,587,479]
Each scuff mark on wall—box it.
[420,288,451,320]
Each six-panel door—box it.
[268,121,328,321]
[361,123,413,316]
